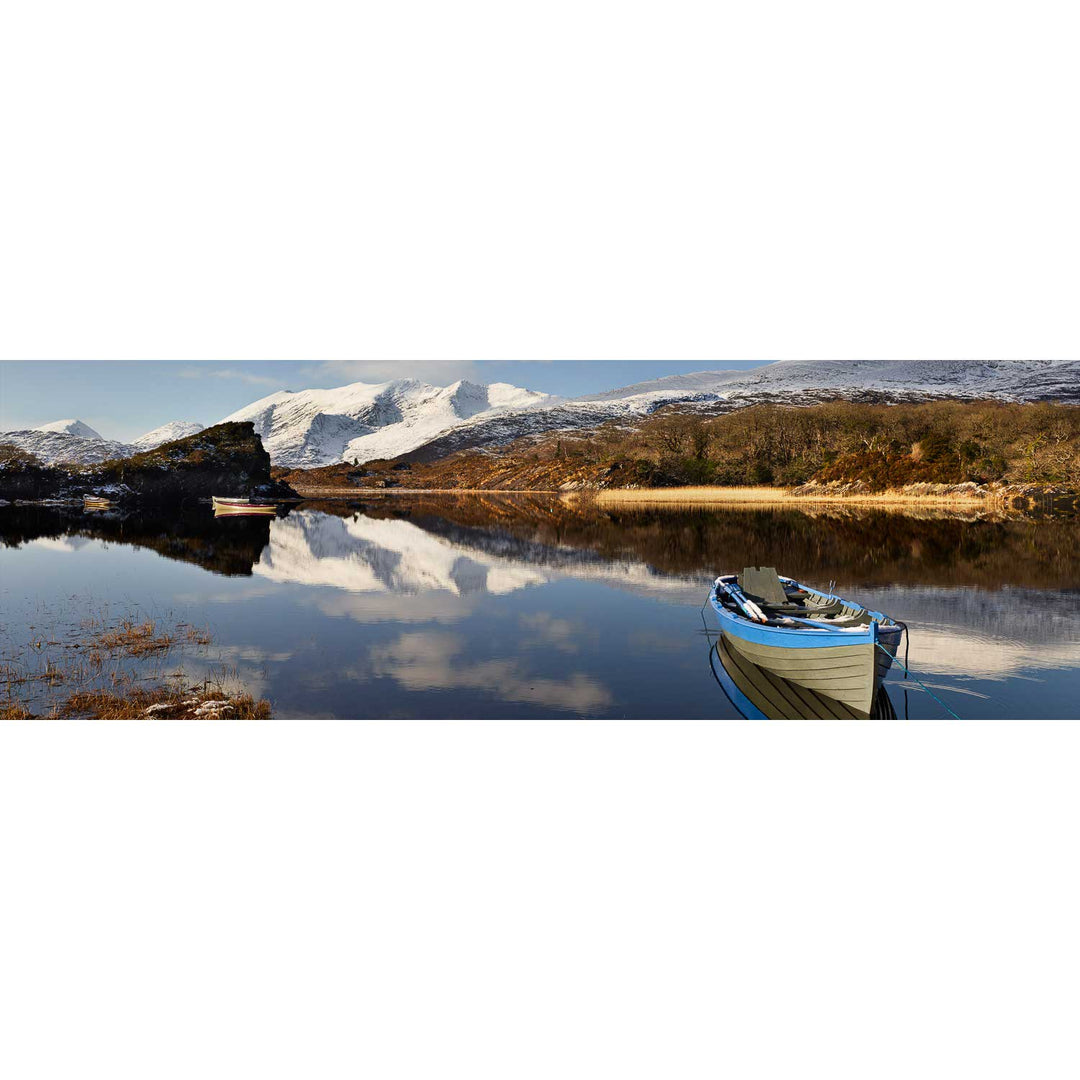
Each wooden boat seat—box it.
[768,598,845,616]
[739,567,845,616]
[739,566,788,604]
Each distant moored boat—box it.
[212,495,277,516]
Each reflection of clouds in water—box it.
[313,591,475,625]
[370,631,612,713]
[518,612,581,653]
[858,587,1080,679]
[628,628,690,654]
[212,644,294,664]
[172,586,281,605]
[157,653,276,702]
[907,627,1080,680]
[29,537,87,553]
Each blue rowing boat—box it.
[708,567,903,716]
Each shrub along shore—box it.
[277,400,1080,510]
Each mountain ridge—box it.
[2,419,208,466]
[5,362,1077,468]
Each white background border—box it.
[1,1,1077,360]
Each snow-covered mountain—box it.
[132,421,205,450]
[222,360,1077,467]
[0,429,136,465]
[399,359,1080,463]
[7,361,1076,469]
[34,419,103,439]
[2,418,206,465]
[220,377,556,467]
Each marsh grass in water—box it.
[0,605,271,720]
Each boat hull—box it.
[711,637,894,720]
[722,631,876,715]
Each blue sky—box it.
[0,360,771,442]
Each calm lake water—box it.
[2,496,1078,718]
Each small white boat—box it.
[212,495,270,507]
[212,495,276,514]
[212,495,277,517]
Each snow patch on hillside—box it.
[132,421,205,450]
[0,429,135,465]
[33,419,103,439]
[3,418,209,464]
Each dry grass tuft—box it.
[95,619,176,656]
[60,686,271,720]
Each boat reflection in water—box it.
[710,636,897,719]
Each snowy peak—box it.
[434,379,552,420]
[3,418,205,464]
[575,368,754,403]
[132,421,205,451]
[220,376,557,467]
[1,429,134,465]
[34,419,103,439]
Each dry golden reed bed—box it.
[596,485,993,508]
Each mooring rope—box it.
[876,643,960,719]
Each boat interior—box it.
[717,566,878,628]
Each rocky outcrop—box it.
[0,444,74,500]
[0,422,298,504]
[90,422,276,502]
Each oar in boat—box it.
[719,582,864,634]
[714,578,767,623]
[775,614,865,633]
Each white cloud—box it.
[300,360,481,387]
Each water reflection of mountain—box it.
[254,507,697,599]
[266,501,1080,680]
[342,496,1080,592]
[4,497,1077,682]
[0,504,271,576]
